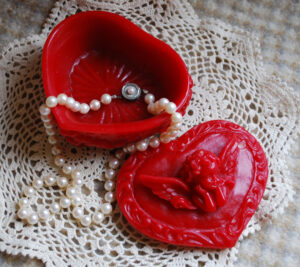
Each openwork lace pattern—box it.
[0,0,299,266]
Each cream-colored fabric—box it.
[0,0,299,266]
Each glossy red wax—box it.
[42,11,192,148]
[116,120,268,248]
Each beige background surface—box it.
[0,0,299,266]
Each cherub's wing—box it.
[219,137,240,175]
[139,174,197,210]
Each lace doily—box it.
[0,0,299,266]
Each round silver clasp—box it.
[121,83,141,101]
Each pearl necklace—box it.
[17,83,183,226]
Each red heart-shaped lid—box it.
[117,120,268,248]
[42,11,192,148]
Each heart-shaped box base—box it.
[42,11,192,148]
[117,120,268,248]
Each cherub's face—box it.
[181,150,220,184]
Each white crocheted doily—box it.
[0,0,299,266]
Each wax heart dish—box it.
[117,120,268,249]
[42,11,192,148]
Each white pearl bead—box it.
[149,137,160,148]
[18,198,29,207]
[72,177,83,187]
[158,98,169,109]
[80,215,92,227]
[33,178,43,189]
[90,99,101,111]
[105,169,116,180]
[92,212,104,224]
[171,112,183,123]
[60,197,71,208]
[71,195,82,206]
[48,136,57,145]
[62,164,73,174]
[80,103,90,114]
[43,121,54,129]
[71,169,82,180]
[169,122,182,130]
[72,207,84,219]
[100,203,112,215]
[50,202,60,214]
[57,93,68,105]
[46,96,58,108]
[24,186,35,197]
[167,130,179,137]
[165,102,177,114]
[38,208,50,221]
[71,101,81,112]
[57,177,68,188]
[101,94,112,105]
[160,133,171,144]
[144,93,155,104]
[27,213,39,225]
[115,149,125,160]
[127,144,136,154]
[41,114,51,123]
[104,191,115,202]
[51,146,61,156]
[66,97,75,109]
[39,104,51,116]
[136,140,148,151]
[153,102,162,114]
[17,207,29,219]
[104,180,115,191]
[46,128,55,136]
[54,155,65,166]
[44,175,56,186]
[109,158,120,169]
[66,187,77,199]
[147,103,155,114]
[126,85,137,95]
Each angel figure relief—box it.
[139,138,240,213]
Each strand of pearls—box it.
[17,84,182,227]
[44,83,142,114]
[17,105,122,226]
[123,93,183,152]
[45,93,114,114]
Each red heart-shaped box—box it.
[42,11,192,148]
[117,120,268,248]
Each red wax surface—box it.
[117,120,268,248]
[42,11,192,148]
